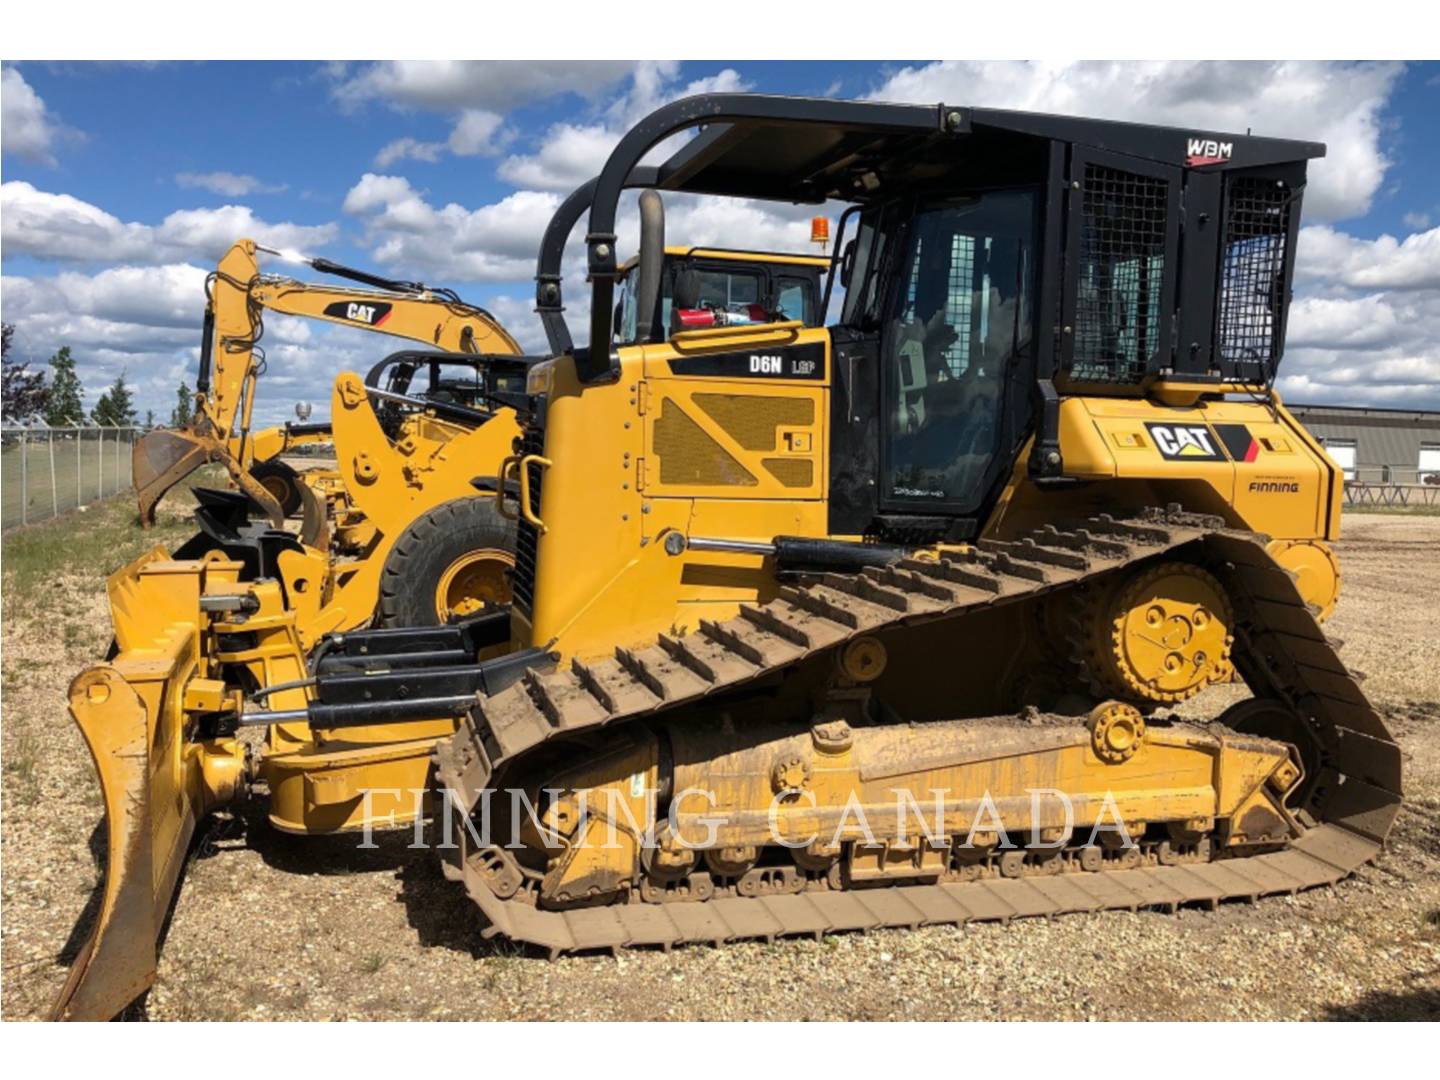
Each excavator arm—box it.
[133,238,521,526]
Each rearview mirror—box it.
[839,239,857,289]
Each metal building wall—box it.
[1288,404,1440,477]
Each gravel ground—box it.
[3,511,1438,1021]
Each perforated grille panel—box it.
[1218,176,1295,375]
[692,393,814,450]
[761,457,813,488]
[654,400,757,487]
[1072,164,1170,382]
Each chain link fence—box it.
[1,426,141,530]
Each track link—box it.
[432,510,1402,955]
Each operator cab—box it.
[572,96,1319,544]
[364,351,530,438]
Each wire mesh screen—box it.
[1071,164,1170,382]
[1218,176,1295,376]
[942,234,976,376]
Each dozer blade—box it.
[133,427,285,528]
[51,552,243,1020]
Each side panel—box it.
[1066,397,1330,538]
[991,396,1334,544]
[527,326,832,661]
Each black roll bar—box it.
[534,167,660,356]
[580,94,949,382]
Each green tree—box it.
[1,322,51,422]
[43,346,84,426]
[144,408,155,429]
[92,372,137,427]
[170,380,194,427]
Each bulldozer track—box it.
[432,510,1402,955]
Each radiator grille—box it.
[692,393,814,451]
[510,417,545,617]
[654,399,757,487]
[1218,176,1295,376]
[1072,163,1170,382]
[762,457,814,488]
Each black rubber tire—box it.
[248,459,304,518]
[376,496,517,628]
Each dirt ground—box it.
[3,510,1438,1020]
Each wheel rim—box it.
[435,548,514,621]
[258,474,293,506]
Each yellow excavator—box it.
[55,96,1399,1021]
[133,239,526,527]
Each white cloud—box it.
[4,264,212,421]
[866,61,1402,222]
[1287,294,1404,350]
[373,109,510,168]
[484,293,560,355]
[1,181,337,265]
[342,174,560,282]
[1403,211,1432,230]
[1296,224,1440,291]
[1282,223,1440,408]
[447,109,508,156]
[1,66,79,165]
[498,62,750,192]
[496,122,619,192]
[0,263,420,425]
[339,166,826,300]
[336,60,634,170]
[374,137,445,168]
[175,171,287,197]
[329,60,636,114]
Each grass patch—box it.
[359,953,386,974]
[1,470,219,604]
[3,731,42,806]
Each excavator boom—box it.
[132,239,521,526]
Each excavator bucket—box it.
[133,427,285,528]
[51,550,244,1020]
[133,428,221,527]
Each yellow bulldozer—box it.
[55,95,1399,1021]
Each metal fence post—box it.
[76,427,82,509]
[97,427,104,500]
[20,428,28,525]
[49,429,58,519]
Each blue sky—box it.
[4,60,1439,423]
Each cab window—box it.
[776,276,815,324]
[695,268,761,311]
[883,190,1037,508]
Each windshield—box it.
[882,190,1038,507]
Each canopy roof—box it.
[647,98,1325,205]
